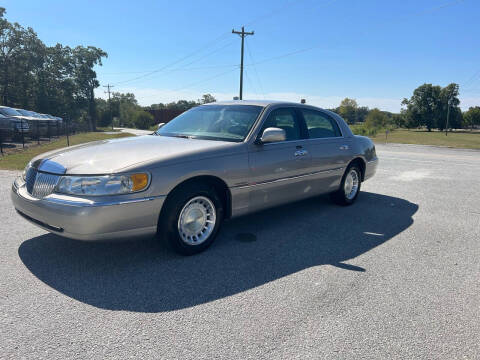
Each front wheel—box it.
[330,165,362,206]
[158,183,224,255]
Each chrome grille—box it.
[31,172,60,198]
[25,167,60,199]
[25,167,37,194]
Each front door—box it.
[248,107,313,212]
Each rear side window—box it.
[260,108,301,141]
[301,109,341,139]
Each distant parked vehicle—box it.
[0,113,12,134]
[0,106,30,138]
[14,110,39,122]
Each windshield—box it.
[156,105,263,142]
[0,107,21,116]
[15,109,32,116]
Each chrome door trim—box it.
[232,166,345,189]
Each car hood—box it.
[32,135,240,174]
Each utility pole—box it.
[103,84,114,130]
[445,84,458,136]
[445,98,452,136]
[232,26,254,100]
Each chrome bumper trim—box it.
[43,195,165,207]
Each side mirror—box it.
[258,127,286,144]
[157,123,165,129]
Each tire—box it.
[158,182,224,255]
[330,164,362,206]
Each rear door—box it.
[247,107,313,211]
[298,108,353,194]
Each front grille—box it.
[25,167,60,198]
[25,167,37,194]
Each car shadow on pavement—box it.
[18,192,418,313]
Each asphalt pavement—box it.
[1,143,479,359]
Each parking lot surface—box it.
[1,143,479,359]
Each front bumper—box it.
[11,178,166,241]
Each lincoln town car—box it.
[11,101,378,255]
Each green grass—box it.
[0,132,134,170]
[370,129,480,149]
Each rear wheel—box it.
[158,183,224,255]
[330,165,362,206]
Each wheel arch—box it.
[347,157,366,181]
[161,175,232,219]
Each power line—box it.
[244,68,259,99]
[245,46,318,67]
[174,68,237,92]
[245,41,265,99]
[119,67,238,102]
[232,26,254,100]
[112,32,232,86]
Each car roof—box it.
[201,100,335,113]
[203,100,304,107]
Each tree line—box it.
[0,7,106,130]
[96,93,217,129]
[329,83,480,133]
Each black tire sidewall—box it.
[159,183,224,255]
[331,165,362,205]
[341,165,361,204]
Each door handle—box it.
[294,150,308,157]
[339,145,349,150]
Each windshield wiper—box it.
[166,134,197,139]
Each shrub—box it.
[350,123,379,137]
[133,110,154,130]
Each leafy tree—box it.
[338,98,358,124]
[72,46,107,130]
[402,83,461,131]
[365,108,387,129]
[390,113,406,128]
[148,99,198,112]
[199,93,216,104]
[356,106,369,123]
[463,106,480,130]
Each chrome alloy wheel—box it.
[344,169,360,200]
[178,196,216,245]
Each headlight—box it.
[55,173,150,196]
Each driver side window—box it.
[260,108,301,141]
